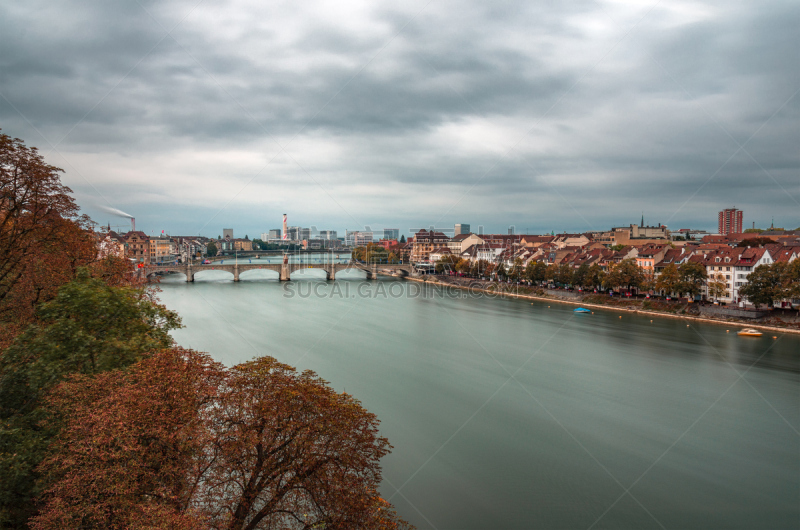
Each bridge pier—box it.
[233,265,239,282]
[280,264,290,281]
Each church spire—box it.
[641,212,644,226]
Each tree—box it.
[434,255,458,273]
[0,270,181,527]
[554,264,573,286]
[207,241,218,257]
[737,237,774,247]
[655,263,679,296]
[33,352,411,530]
[603,259,643,291]
[0,132,98,335]
[707,273,728,301]
[785,259,800,299]
[32,348,221,530]
[508,258,524,281]
[455,258,470,274]
[525,261,547,284]
[739,263,784,308]
[399,234,406,243]
[573,263,589,288]
[677,261,707,299]
[544,264,557,283]
[585,264,605,289]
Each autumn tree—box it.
[739,263,785,308]
[655,263,680,296]
[603,259,643,291]
[555,264,574,286]
[0,132,100,336]
[525,260,547,284]
[572,263,589,288]
[32,348,221,530]
[707,273,728,301]
[0,270,181,527]
[33,353,412,530]
[585,263,605,290]
[677,261,707,299]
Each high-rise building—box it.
[718,208,743,235]
[268,229,281,240]
[454,223,470,236]
[383,228,399,240]
[299,227,311,241]
[319,230,337,240]
[223,228,234,240]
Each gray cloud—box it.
[1,0,798,237]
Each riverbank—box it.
[406,275,800,336]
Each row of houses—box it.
[409,229,800,306]
[97,231,234,264]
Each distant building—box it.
[455,223,470,236]
[345,230,374,247]
[718,208,743,235]
[383,228,400,240]
[223,228,234,240]
[319,230,338,240]
[268,229,281,240]
[298,227,311,241]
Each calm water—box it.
[158,274,800,530]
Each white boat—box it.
[737,329,763,337]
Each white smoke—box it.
[97,205,134,218]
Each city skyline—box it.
[1,0,797,237]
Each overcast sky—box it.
[1,0,798,237]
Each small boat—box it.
[574,307,591,313]
[737,329,763,337]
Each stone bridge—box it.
[145,261,415,282]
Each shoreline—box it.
[404,276,800,336]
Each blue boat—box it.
[574,307,591,313]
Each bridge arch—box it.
[238,269,280,281]
[192,269,235,282]
[334,266,368,280]
[289,268,329,280]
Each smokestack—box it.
[282,214,288,240]
[131,218,136,232]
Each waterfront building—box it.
[149,236,176,264]
[718,208,743,235]
[410,229,450,262]
[124,231,149,262]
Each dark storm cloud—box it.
[0,0,797,236]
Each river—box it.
[157,274,799,529]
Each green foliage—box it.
[0,270,181,528]
[739,262,789,308]
[525,261,547,283]
[655,263,680,295]
[399,234,406,243]
[585,264,605,289]
[736,237,774,247]
[707,273,728,300]
[573,263,589,287]
[677,261,707,298]
[206,241,218,257]
[603,259,644,290]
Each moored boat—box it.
[574,307,591,313]
[737,328,763,337]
